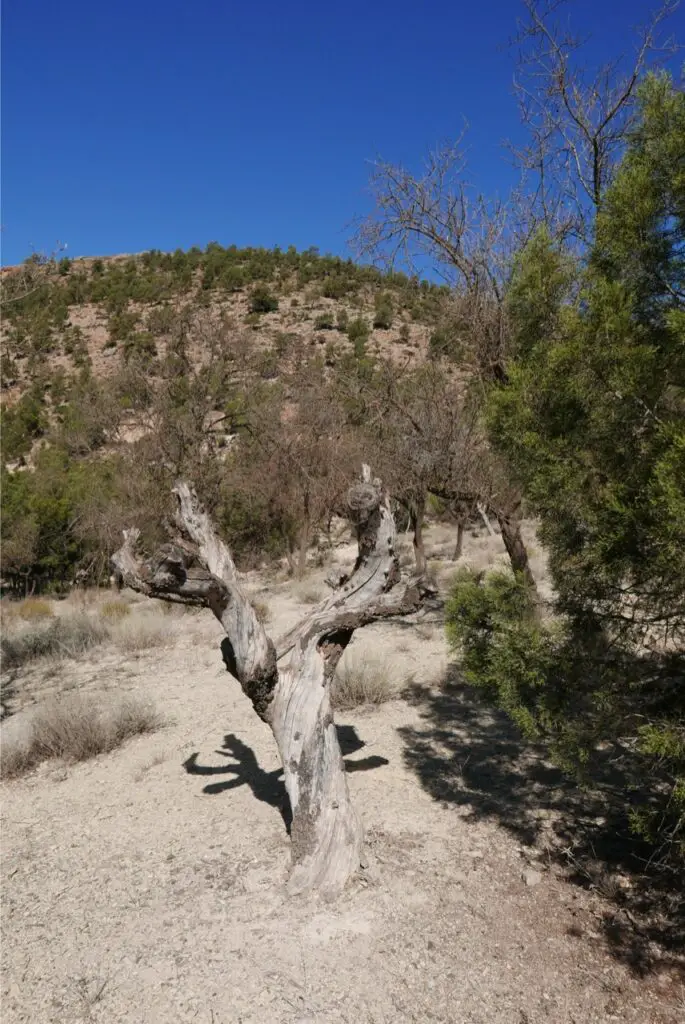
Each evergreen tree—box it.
[465,74,685,864]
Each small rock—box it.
[522,869,543,887]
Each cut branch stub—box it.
[111,467,428,897]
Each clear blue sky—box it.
[2,0,682,265]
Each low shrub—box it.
[1,615,110,670]
[346,317,370,345]
[249,287,278,314]
[331,656,394,710]
[17,598,54,621]
[100,600,131,621]
[1,695,162,778]
[111,613,174,653]
[373,293,393,329]
[314,312,335,330]
[445,567,558,740]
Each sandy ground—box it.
[2,524,683,1024]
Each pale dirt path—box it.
[2,536,682,1024]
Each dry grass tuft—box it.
[1,694,162,779]
[1,603,174,670]
[331,656,395,710]
[100,600,131,621]
[16,598,54,621]
[1,615,110,670]
[297,586,324,605]
[111,613,174,653]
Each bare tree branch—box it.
[510,0,681,239]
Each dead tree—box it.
[112,468,428,896]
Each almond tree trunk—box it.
[452,519,465,561]
[296,524,310,577]
[112,468,427,896]
[409,494,427,575]
[494,504,542,618]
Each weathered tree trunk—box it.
[409,494,427,575]
[112,469,427,896]
[494,505,542,617]
[452,519,465,561]
[476,502,496,537]
[296,524,310,578]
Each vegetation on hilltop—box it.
[1,242,449,380]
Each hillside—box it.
[1,245,448,409]
[1,244,463,591]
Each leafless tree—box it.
[510,0,681,240]
[236,356,362,575]
[335,358,489,573]
[113,471,430,895]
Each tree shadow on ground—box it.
[399,669,684,975]
[183,725,389,835]
[0,671,19,721]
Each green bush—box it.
[107,310,139,342]
[373,292,393,329]
[219,266,245,292]
[0,450,124,591]
[346,317,370,357]
[446,567,685,868]
[314,311,335,330]
[446,568,560,741]
[217,486,293,569]
[123,332,157,364]
[322,276,352,300]
[146,305,175,335]
[249,286,278,314]
[0,390,46,463]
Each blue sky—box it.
[2,0,682,265]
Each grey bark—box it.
[112,469,428,896]
[452,519,465,561]
[409,495,427,575]
[476,502,496,537]
[494,505,542,618]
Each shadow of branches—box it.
[183,724,389,835]
[1,670,19,721]
[399,669,684,974]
